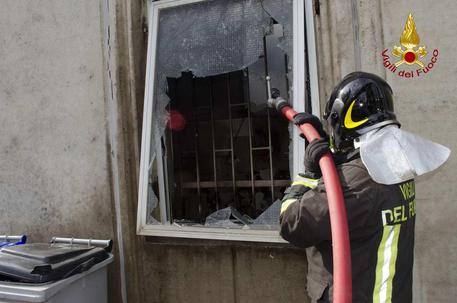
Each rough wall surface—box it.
[141,241,309,303]
[315,1,457,302]
[0,1,122,302]
[0,0,112,240]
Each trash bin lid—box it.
[0,243,109,283]
[1,243,94,263]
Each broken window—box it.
[165,66,289,228]
[138,0,313,241]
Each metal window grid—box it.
[165,67,290,223]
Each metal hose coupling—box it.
[266,76,289,110]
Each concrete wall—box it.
[141,240,308,303]
[0,0,111,240]
[0,1,123,302]
[1,0,457,303]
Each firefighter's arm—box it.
[280,174,319,213]
[279,179,331,248]
[280,164,378,248]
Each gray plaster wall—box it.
[0,1,111,239]
[0,1,123,302]
[141,241,309,303]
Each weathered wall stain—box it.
[0,0,122,301]
[141,241,309,303]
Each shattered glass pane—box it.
[146,184,160,224]
[204,201,280,230]
[205,207,252,229]
[251,200,281,229]
[145,0,294,228]
[156,0,272,79]
[262,0,293,57]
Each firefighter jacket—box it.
[280,157,416,303]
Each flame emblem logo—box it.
[392,14,427,67]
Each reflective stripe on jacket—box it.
[280,158,415,303]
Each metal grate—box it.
[162,27,291,224]
[164,68,290,224]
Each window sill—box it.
[142,235,303,250]
[137,224,288,244]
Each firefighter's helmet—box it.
[324,72,400,151]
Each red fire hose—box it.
[268,88,352,303]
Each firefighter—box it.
[279,72,450,303]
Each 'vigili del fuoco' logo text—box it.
[382,13,438,78]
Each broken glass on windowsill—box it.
[168,199,281,230]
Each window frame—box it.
[137,0,320,243]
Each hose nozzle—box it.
[266,76,289,110]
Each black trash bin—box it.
[0,237,113,303]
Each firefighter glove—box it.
[293,112,327,139]
[304,138,330,179]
